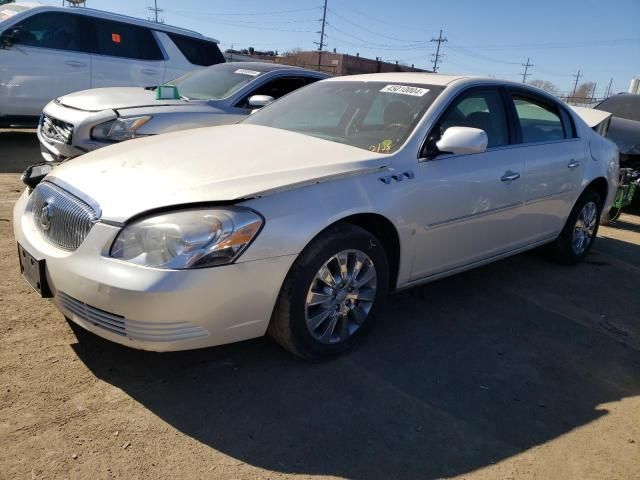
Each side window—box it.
[92,19,163,60]
[237,77,306,109]
[11,12,89,53]
[512,95,565,143]
[167,33,224,66]
[434,89,509,148]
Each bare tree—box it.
[567,81,596,104]
[528,79,559,95]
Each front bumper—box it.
[38,101,116,162]
[13,190,296,352]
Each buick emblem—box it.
[40,203,52,231]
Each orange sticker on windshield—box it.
[111,33,121,43]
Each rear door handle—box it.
[501,171,521,182]
[141,69,158,75]
[65,60,86,68]
[568,159,581,170]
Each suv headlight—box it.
[110,208,263,269]
[92,116,152,142]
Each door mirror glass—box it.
[0,27,20,49]
[436,127,488,155]
[248,95,274,108]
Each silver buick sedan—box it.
[37,62,328,162]
[15,73,618,359]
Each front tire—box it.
[269,223,389,360]
[549,189,602,265]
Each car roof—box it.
[324,72,468,86]
[12,3,218,43]
[212,61,329,77]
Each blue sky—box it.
[44,0,640,97]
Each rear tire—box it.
[268,223,389,360]
[549,189,602,265]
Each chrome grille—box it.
[41,113,73,144]
[32,182,98,251]
[59,292,209,342]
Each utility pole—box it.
[605,78,613,98]
[147,0,164,23]
[315,0,328,71]
[571,69,582,98]
[521,57,533,83]
[590,82,597,103]
[430,30,447,72]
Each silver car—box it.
[37,62,328,162]
[15,73,618,359]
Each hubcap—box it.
[305,249,377,344]
[572,201,598,255]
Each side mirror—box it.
[0,27,20,49]
[248,95,274,108]
[436,127,488,155]
[21,163,54,190]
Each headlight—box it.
[91,116,152,142]
[110,208,263,269]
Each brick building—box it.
[273,51,430,76]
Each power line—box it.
[605,78,614,98]
[315,0,328,71]
[147,0,163,23]
[430,30,447,72]
[571,69,583,97]
[521,57,534,83]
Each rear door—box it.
[89,18,165,88]
[0,11,91,118]
[507,91,586,242]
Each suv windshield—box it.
[169,63,268,100]
[0,4,31,22]
[244,81,444,154]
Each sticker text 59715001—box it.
[380,85,429,97]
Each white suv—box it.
[0,3,224,127]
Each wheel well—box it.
[338,213,401,290]
[586,177,608,204]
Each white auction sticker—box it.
[380,85,429,97]
[235,69,261,77]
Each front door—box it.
[0,11,91,118]
[410,88,526,279]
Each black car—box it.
[595,93,640,168]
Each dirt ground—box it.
[1,129,639,480]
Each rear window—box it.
[167,33,224,66]
[92,19,163,60]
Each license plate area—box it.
[17,243,52,298]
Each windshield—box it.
[244,81,444,153]
[168,63,267,100]
[596,95,640,122]
[0,4,30,22]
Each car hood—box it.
[48,124,388,223]
[57,87,196,112]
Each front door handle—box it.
[501,171,521,182]
[65,60,86,68]
[568,159,582,170]
[141,69,158,75]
